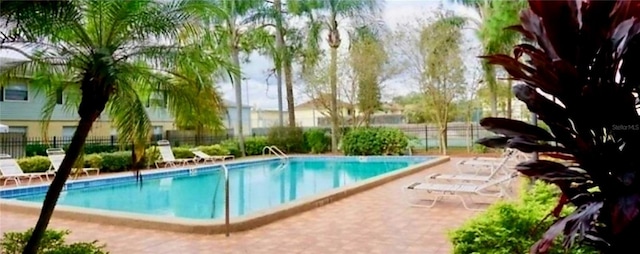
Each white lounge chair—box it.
[190,148,234,164]
[46,148,100,178]
[427,151,514,183]
[402,172,519,210]
[0,154,50,186]
[456,149,519,175]
[155,140,195,168]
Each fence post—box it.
[424,125,428,151]
[53,136,57,148]
[110,135,115,147]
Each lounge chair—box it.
[456,149,519,175]
[402,172,519,210]
[0,154,50,186]
[190,148,234,164]
[154,140,195,168]
[46,148,100,178]
[427,151,514,183]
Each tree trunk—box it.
[490,90,498,117]
[231,48,246,156]
[329,46,339,153]
[23,110,102,254]
[439,124,448,155]
[284,59,295,127]
[506,79,513,119]
[274,0,284,127]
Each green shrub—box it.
[84,154,103,169]
[449,180,597,254]
[220,140,241,157]
[17,156,51,173]
[341,127,408,155]
[304,128,330,154]
[1,228,107,254]
[473,143,488,153]
[99,151,131,172]
[171,147,194,159]
[197,144,230,156]
[25,143,49,156]
[244,136,269,156]
[82,144,117,154]
[267,126,307,153]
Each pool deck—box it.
[0,157,504,254]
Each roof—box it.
[295,97,351,110]
[223,99,251,108]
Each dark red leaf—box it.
[506,137,567,154]
[475,136,510,148]
[611,194,640,234]
[480,117,555,141]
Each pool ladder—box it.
[262,146,289,160]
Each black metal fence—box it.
[0,132,232,159]
[0,122,493,159]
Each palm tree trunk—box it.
[329,46,339,153]
[274,0,285,127]
[23,111,101,253]
[231,48,246,156]
[284,59,296,127]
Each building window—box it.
[62,126,77,138]
[153,126,163,135]
[347,109,354,116]
[147,91,166,108]
[8,126,27,134]
[56,88,63,104]
[3,83,28,101]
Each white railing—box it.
[221,163,230,237]
[262,146,289,160]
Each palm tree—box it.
[211,0,268,156]
[296,0,381,153]
[0,0,235,252]
[452,0,526,118]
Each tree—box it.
[453,0,526,118]
[349,26,387,127]
[212,0,268,156]
[478,0,640,252]
[393,12,466,155]
[0,1,235,252]
[297,0,380,153]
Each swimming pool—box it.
[0,155,448,234]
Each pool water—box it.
[14,157,427,219]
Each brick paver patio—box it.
[0,158,496,254]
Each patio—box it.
[0,158,498,254]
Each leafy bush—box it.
[267,126,306,153]
[449,180,597,254]
[1,228,107,254]
[84,154,103,169]
[341,127,408,155]
[82,144,117,154]
[197,144,230,156]
[244,136,268,156]
[220,140,241,157]
[171,147,194,159]
[99,151,131,172]
[304,128,330,154]
[472,144,488,153]
[25,143,50,157]
[17,156,51,173]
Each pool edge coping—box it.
[0,156,450,235]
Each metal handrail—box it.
[221,163,230,237]
[262,146,288,159]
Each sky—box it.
[225,0,481,110]
[0,0,481,111]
